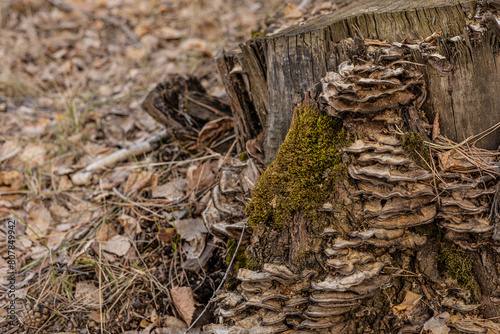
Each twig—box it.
[184,221,247,333]
[71,130,168,184]
[112,188,164,218]
[115,154,219,170]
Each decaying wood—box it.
[215,50,264,153]
[141,74,231,143]
[217,0,500,163]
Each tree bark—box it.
[218,0,500,164]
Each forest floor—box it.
[0,0,351,333]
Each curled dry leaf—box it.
[170,286,196,326]
[246,131,265,164]
[197,116,234,150]
[187,160,217,193]
[392,290,422,314]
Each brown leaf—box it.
[26,201,53,236]
[170,286,196,325]
[75,282,101,310]
[152,178,187,201]
[0,170,24,189]
[392,290,422,314]
[246,131,265,164]
[284,2,303,20]
[186,160,216,192]
[123,171,154,195]
[158,227,176,242]
[197,116,233,150]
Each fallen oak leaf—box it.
[170,286,196,325]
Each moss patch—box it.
[246,104,349,232]
[225,238,248,272]
[238,151,249,162]
[401,132,431,169]
[438,242,478,296]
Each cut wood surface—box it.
[219,0,500,163]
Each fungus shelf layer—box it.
[204,36,500,333]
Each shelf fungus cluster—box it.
[203,38,500,333]
[202,157,260,241]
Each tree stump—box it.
[218,0,500,164]
[207,0,500,332]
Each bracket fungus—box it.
[203,29,500,333]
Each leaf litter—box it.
[0,0,366,332]
[0,0,279,332]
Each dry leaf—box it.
[284,2,303,20]
[423,312,451,334]
[101,234,131,256]
[139,319,152,328]
[158,227,176,242]
[26,201,53,236]
[197,116,233,150]
[164,315,187,329]
[170,286,196,325]
[22,117,51,136]
[0,170,23,189]
[392,290,422,313]
[88,311,109,323]
[157,26,184,40]
[123,171,154,195]
[152,178,187,201]
[0,140,22,163]
[17,144,47,168]
[173,218,208,260]
[75,282,100,310]
[246,131,265,164]
[117,214,141,237]
[186,161,216,193]
[180,38,212,57]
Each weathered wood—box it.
[222,0,500,163]
[215,50,264,152]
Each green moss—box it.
[438,242,478,296]
[250,29,266,38]
[401,132,431,169]
[225,239,248,273]
[246,104,350,233]
[238,151,249,162]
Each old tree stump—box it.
[208,0,500,332]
